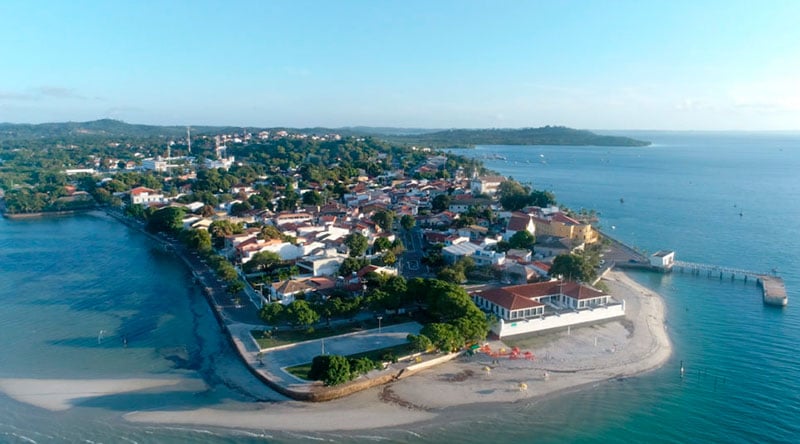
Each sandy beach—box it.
[125,270,672,432]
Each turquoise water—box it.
[1,133,799,442]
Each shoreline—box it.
[14,210,670,432]
[125,269,673,432]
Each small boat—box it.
[620,198,624,204]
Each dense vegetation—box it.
[384,126,650,148]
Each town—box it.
[0,124,630,399]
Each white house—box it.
[129,187,164,205]
[142,158,168,172]
[470,175,506,195]
[650,250,675,270]
[471,280,625,338]
[504,212,536,241]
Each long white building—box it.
[471,280,625,338]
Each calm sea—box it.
[1,132,799,443]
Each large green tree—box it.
[431,194,451,212]
[146,206,185,233]
[420,323,462,352]
[308,354,352,386]
[284,300,320,330]
[498,180,531,211]
[242,251,281,274]
[549,253,596,282]
[180,228,212,252]
[344,233,368,257]
[508,230,536,250]
[371,210,395,231]
[400,214,416,231]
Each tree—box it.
[508,230,536,250]
[400,214,416,231]
[498,180,532,211]
[248,194,269,210]
[549,253,596,283]
[431,194,451,212]
[349,356,379,375]
[372,210,395,231]
[302,190,324,206]
[284,300,320,330]
[373,236,392,253]
[339,257,369,277]
[421,323,462,352]
[530,189,556,207]
[229,201,252,216]
[452,310,489,343]
[146,206,185,233]
[242,251,281,274]
[322,355,353,385]
[308,355,352,386]
[227,279,245,295]
[318,297,347,325]
[259,302,285,325]
[209,220,243,246]
[180,228,212,252]
[381,250,397,266]
[344,233,368,257]
[260,224,284,240]
[125,203,147,220]
[407,333,434,353]
[437,267,466,284]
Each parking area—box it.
[262,322,423,370]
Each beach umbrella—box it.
[519,382,528,392]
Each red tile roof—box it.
[477,288,544,311]
[507,213,533,231]
[474,280,607,310]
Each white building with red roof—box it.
[471,280,625,337]
[129,187,164,206]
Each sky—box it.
[1,0,799,130]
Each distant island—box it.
[382,126,651,148]
[0,120,649,147]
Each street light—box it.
[377,315,383,333]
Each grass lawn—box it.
[285,342,415,381]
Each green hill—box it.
[384,126,650,147]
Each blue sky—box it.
[1,0,799,130]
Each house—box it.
[296,250,346,277]
[471,280,625,337]
[448,197,493,214]
[266,276,337,304]
[142,158,168,172]
[274,212,313,226]
[129,187,164,206]
[504,212,536,241]
[530,206,598,244]
[506,248,533,262]
[650,250,675,270]
[536,235,579,258]
[470,175,506,195]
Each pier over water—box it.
[669,260,788,307]
[599,234,789,307]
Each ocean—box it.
[1,132,799,443]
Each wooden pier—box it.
[759,276,788,306]
[671,260,788,306]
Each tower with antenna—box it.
[187,127,191,154]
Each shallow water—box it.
[1,132,799,443]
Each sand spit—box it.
[125,271,672,432]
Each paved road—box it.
[399,226,430,278]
